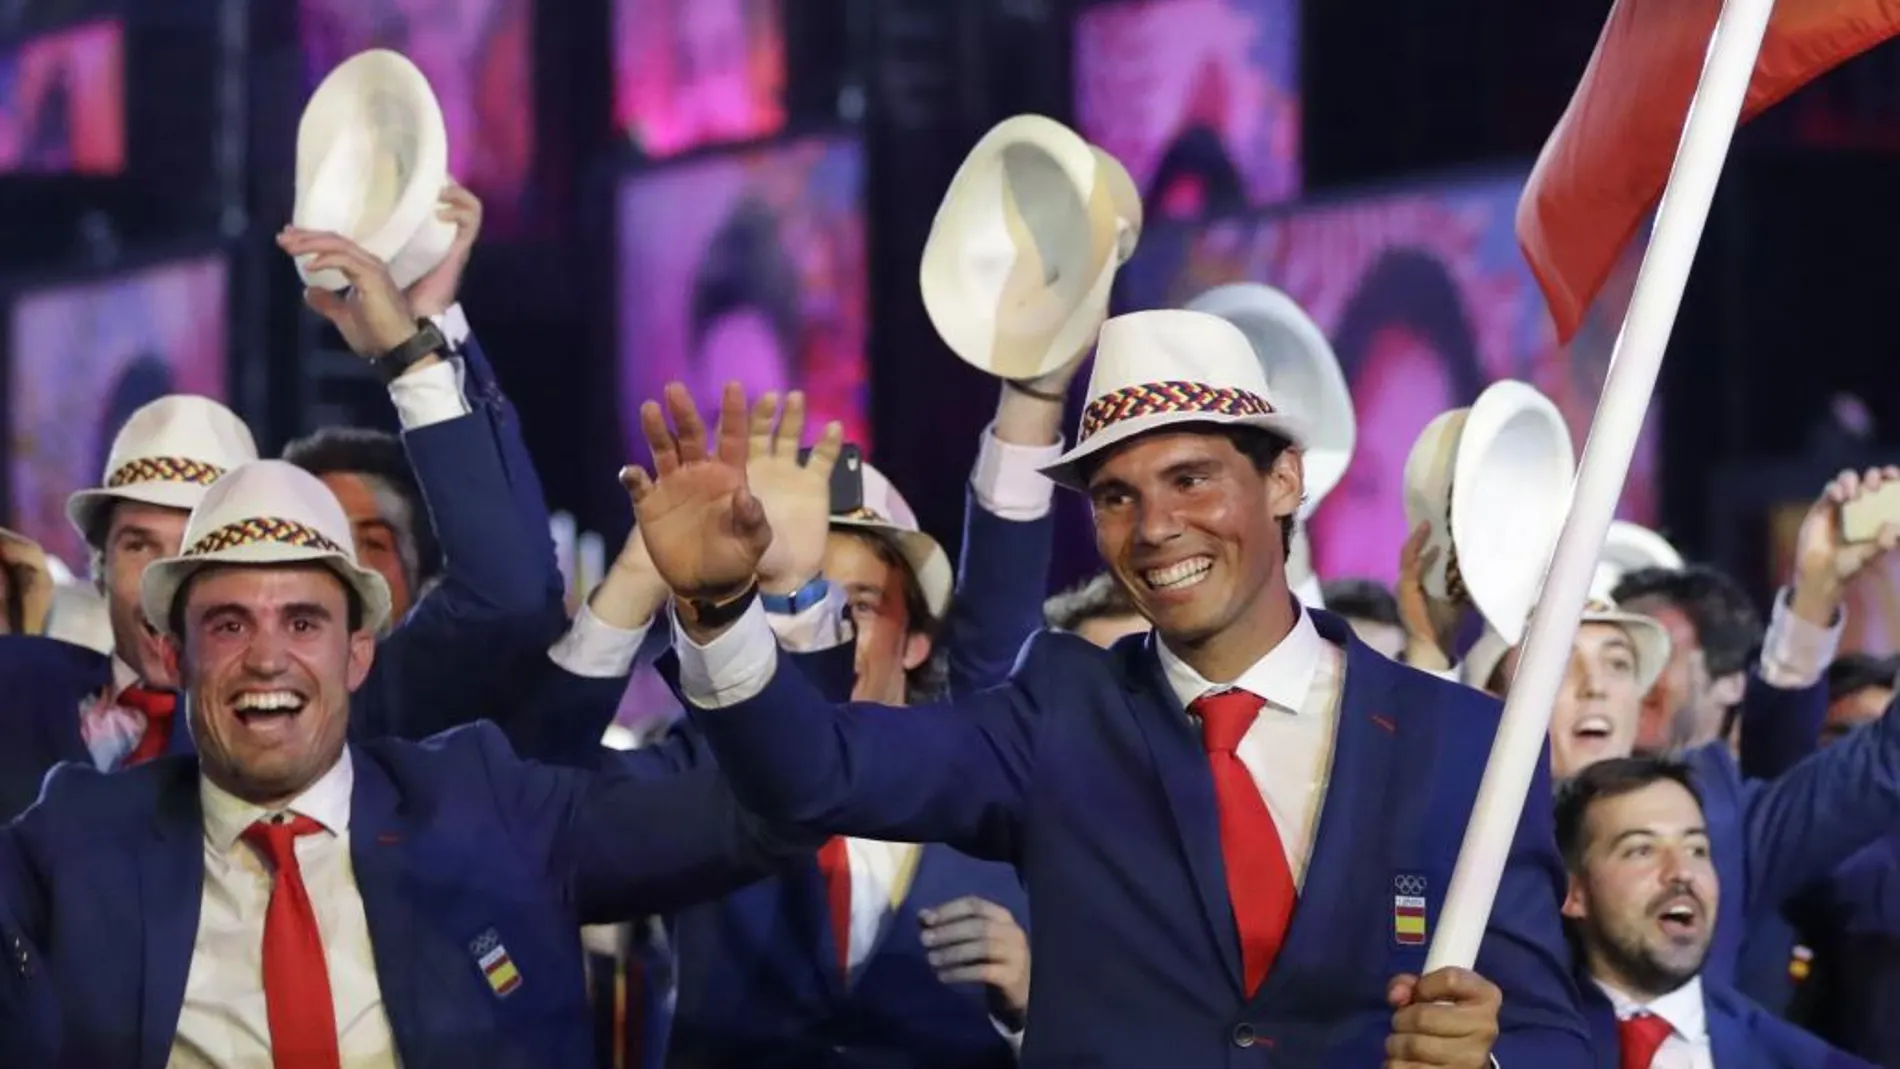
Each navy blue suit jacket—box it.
[1581,979,1873,1069]
[0,720,814,1069]
[0,335,564,820]
[1686,680,1900,993]
[1789,827,1900,1064]
[685,609,1591,1067]
[663,487,1047,1069]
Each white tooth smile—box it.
[1145,558,1212,591]
[233,691,306,714]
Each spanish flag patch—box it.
[470,928,524,998]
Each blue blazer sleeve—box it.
[1733,691,1900,918]
[352,351,567,742]
[1485,750,1596,1068]
[682,632,1051,862]
[939,484,1054,697]
[456,333,564,609]
[0,890,56,1069]
[1737,671,1826,781]
[456,723,816,924]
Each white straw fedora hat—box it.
[141,460,392,635]
[1185,283,1354,517]
[43,583,112,656]
[920,115,1139,381]
[830,462,953,620]
[1593,521,1684,600]
[294,49,456,292]
[1401,380,1575,646]
[1041,309,1307,490]
[66,395,259,546]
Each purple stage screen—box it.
[0,19,124,175]
[1075,0,1300,220]
[8,253,230,572]
[299,0,535,230]
[617,134,870,456]
[1118,171,1657,587]
[615,0,787,159]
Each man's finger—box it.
[919,916,989,947]
[922,896,1009,925]
[776,391,808,454]
[1411,966,1497,1007]
[717,382,751,468]
[748,392,780,462]
[804,421,845,481]
[933,963,1008,988]
[668,384,709,463]
[1384,1030,1466,1066]
[1386,973,1419,1009]
[641,400,680,478]
[1390,1000,1485,1040]
[620,465,656,507]
[925,939,994,968]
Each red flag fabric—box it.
[1518,0,1900,343]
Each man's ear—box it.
[156,631,183,690]
[1267,447,1306,520]
[1560,871,1589,922]
[346,630,377,692]
[902,631,934,673]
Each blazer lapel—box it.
[787,853,851,997]
[1125,637,1245,995]
[137,762,205,1069]
[1706,1008,1756,1069]
[1253,628,1401,1005]
[349,748,426,1064]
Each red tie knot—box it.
[241,814,327,871]
[1192,689,1265,754]
[1617,1011,1675,1069]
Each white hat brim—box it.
[66,481,211,547]
[141,541,393,637]
[1185,284,1354,517]
[1580,608,1672,694]
[829,518,954,621]
[1040,410,1309,492]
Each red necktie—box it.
[119,686,177,767]
[1618,1012,1674,1069]
[1192,689,1296,996]
[816,836,853,978]
[242,815,341,1069]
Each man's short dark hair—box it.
[1320,578,1400,628]
[1612,565,1761,678]
[282,427,440,585]
[1554,756,1703,872]
[1826,652,1900,704]
[1044,571,1138,631]
[1076,424,1297,561]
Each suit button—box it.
[1232,1023,1255,1048]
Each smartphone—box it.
[1843,480,1900,542]
[799,443,864,516]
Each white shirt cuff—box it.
[1758,586,1844,689]
[990,1017,1024,1057]
[971,423,1063,522]
[431,302,471,348]
[766,583,851,652]
[547,602,653,679]
[672,599,781,708]
[386,357,471,429]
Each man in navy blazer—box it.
[1554,756,1873,1069]
[0,209,567,817]
[0,458,813,1069]
[625,309,1592,1067]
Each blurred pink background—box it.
[615,0,786,158]
[0,19,124,175]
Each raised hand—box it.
[621,382,772,605]
[1397,522,1452,672]
[747,391,845,595]
[406,182,482,318]
[275,228,425,357]
[1790,465,1900,625]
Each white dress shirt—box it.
[1155,608,1344,888]
[171,751,401,1068]
[1594,976,1714,1069]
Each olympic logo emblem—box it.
[1394,875,1427,896]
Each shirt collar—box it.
[1156,607,1323,714]
[1594,974,1706,1043]
[199,748,354,852]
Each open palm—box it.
[623,383,773,600]
[746,390,845,593]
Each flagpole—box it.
[1424,0,1776,972]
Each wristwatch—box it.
[370,319,448,384]
[761,577,830,616]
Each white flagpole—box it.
[1425,0,1776,971]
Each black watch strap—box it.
[372,320,448,384]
